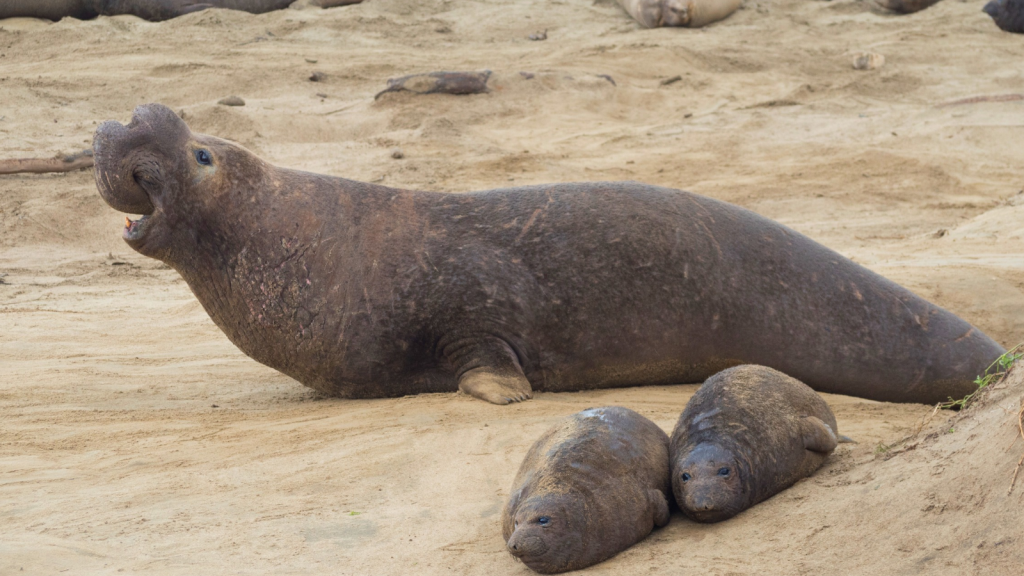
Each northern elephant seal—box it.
[92,103,1005,405]
[670,365,848,522]
[0,1,353,22]
[503,407,671,573]
[984,0,1024,33]
[615,0,741,28]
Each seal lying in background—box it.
[503,407,671,573]
[875,0,943,14]
[615,0,740,28]
[93,103,1004,405]
[984,0,1024,33]
[0,0,360,22]
[670,365,850,523]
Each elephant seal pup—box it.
[670,365,850,523]
[93,103,1004,405]
[615,0,740,28]
[0,1,296,22]
[503,407,671,573]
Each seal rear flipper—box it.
[837,435,856,444]
[801,416,839,454]
[648,489,670,528]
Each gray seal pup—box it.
[502,407,671,573]
[670,365,849,522]
[92,103,1004,405]
[615,0,741,28]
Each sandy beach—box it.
[1,0,1023,574]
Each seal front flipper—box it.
[446,336,533,405]
[459,368,533,404]
[648,488,670,528]
[800,416,839,454]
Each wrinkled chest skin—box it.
[669,365,840,522]
[92,104,1005,404]
[502,407,671,573]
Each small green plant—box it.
[940,344,1022,410]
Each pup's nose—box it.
[692,497,715,511]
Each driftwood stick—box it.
[0,148,94,175]
[937,94,1024,108]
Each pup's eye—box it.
[195,149,212,166]
[718,467,730,477]
[681,473,691,482]
[538,517,550,525]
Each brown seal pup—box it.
[503,407,671,573]
[670,365,849,523]
[0,1,296,22]
[92,103,1004,405]
[615,0,741,28]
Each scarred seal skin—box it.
[92,104,1005,405]
[670,365,845,523]
[502,407,671,573]
[615,0,741,28]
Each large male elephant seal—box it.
[670,365,849,523]
[92,104,1004,405]
[503,407,671,573]
[0,1,354,22]
[615,0,740,28]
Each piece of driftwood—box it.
[0,149,94,175]
[375,71,492,100]
[937,94,1024,108]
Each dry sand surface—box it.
[1,0,1024,574]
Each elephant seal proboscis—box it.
[503,407,671,573]
[615,0,740,28]
[0,1,360,22]
[670,365,851,523]
[93,103,1005,405]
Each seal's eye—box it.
[195,149,212,166]
[718,467,730,477]
[538,517,550,526]
[681,473,691,482]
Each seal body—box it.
[0,0,294,22]
[670,365,844,522]
[502,407,671,573]
[876,0,943,14]
[615,0,740,28]
[984,0,1024,33]
[92,103,1005,405]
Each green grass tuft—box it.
[940,344,1022,411]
